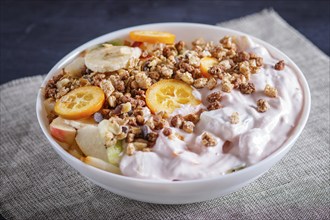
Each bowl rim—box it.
[36,22,311,185]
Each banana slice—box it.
[85,45,141,73]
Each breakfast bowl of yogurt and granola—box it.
[36,23,310,204]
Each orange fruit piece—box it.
[129,30,176,44]
[200,57,218,78]
[54,86,105,119]
[146,79,201,114]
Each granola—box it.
[43,30,302,181]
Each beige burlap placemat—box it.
[1,9,329,220]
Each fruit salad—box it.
[44,30,303,180]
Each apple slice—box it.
[75,125,108,161]
[50,117,76,145]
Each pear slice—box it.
[75,125,107,161]
[82,156,121,174]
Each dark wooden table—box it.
[1,0,329,84]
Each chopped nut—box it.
[175,41,185,53]
[107,96,117,107]
[231,73,244,89]
[208,65,223,77]
[92,73,106,86]
[239,61,250,74]
[45,87,56,99]
[147,132,158,143]
[182,121,195,133]
[221,80,233,93]
[193,78,208,88]
[148,71,160,80]
[192,38,206,47]
[207,101,222,111]
[156,111,169,119]
[171,115,184,128]
[133,107,145,116]
[211,48,225,60]
[230,112,240,124]
[219,60,231,70]
[136,115,145,125]
[220,36,234,49]
[155,119,169,130]
[45,71,64,99]
[56,87,69,98]
[257,99,269,112]
[237,51,250,61]
[201,132,217,147]
[119,94,130,103]
[130,126,141,135]
[207,77,217,90]
[179,72,194,85]
[126,143,135,156]
[135,71,152,89]
[163,128,172,136]
[250,61,260,74]
[130,80,139,89]
[192,68,202,79]
[56,78,70,89]
[116,131,127,140]
[100,79,115,98]
[121,102,132,113]
[239,82,256,94]
[126,133,135,143]
[147,58,160,70]
[179,62,195,73]
[201,50,211,57]
[185,51,201,67]
[152,114,161,123]
[109,75,125,92]
[256,57,264,67]
[264,84,278,98]
[101,109,110,117]
[160,65,173,78]
[184,113,200,124]
[132,89,146,98]
[136,99,146,107]
[145,117,155,129]
[113,91,124,99]
[274,60,285,70]
[163,46,177,58]
[207,91,222,103]
[118,69,129,80]
[112,105,122,115]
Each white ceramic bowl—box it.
[36,23,311,204]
